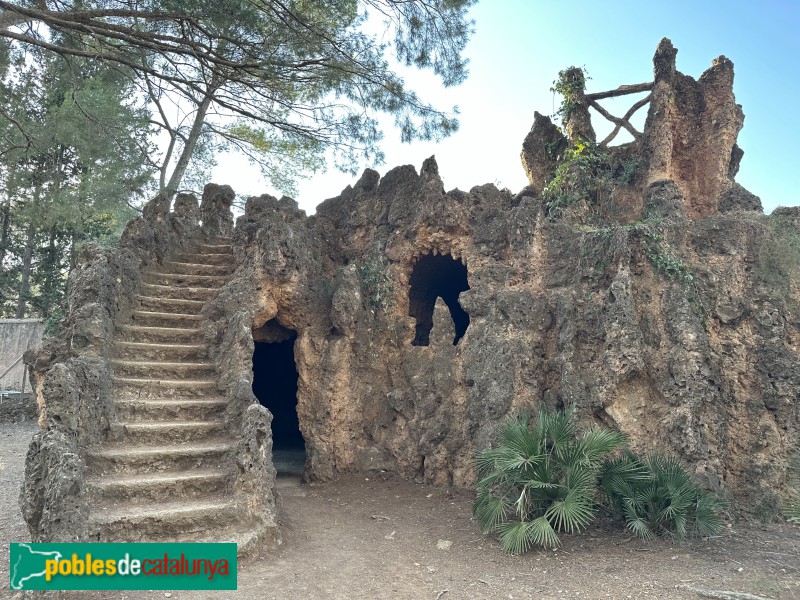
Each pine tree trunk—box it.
[15,222,35,318]
[0,196,9,267]
[164,89,215,197]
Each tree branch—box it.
[586,82,653,101]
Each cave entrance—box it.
[252,319,304,477]
[409,252,470,346]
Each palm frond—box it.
[626,516,654,541]
[577,428,628,463]
[527,516,560,549]
[498,519,534,555]
[693,492,727,536]
[543,406,578,458]
[545,487,595,534]
[473,492,512,534]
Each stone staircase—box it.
[84,237,262,549]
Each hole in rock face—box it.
[408,252,470,346]
[252,319,304,476]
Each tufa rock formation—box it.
[22,39,798,549]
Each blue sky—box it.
[213,1,800,214]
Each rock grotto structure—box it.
[21,39,800,548]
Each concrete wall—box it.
[0,319,43,389]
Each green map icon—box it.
[9,543,63,590]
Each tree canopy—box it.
[1,0,476,195]
[0,33,153,319]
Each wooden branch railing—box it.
[584,81,653,147]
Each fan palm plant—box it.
[600,452,728,540]
[473,407,626,554]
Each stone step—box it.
[142,271,229,288]
[115,324,203,344]
[174,252,234,267]
[130,310,203,329]
[87,469,230,503]
[88,497,240,542]
[112,359,215,379]
[140,282,218,301]
[109,420,226,444]
[115,341,208,361]
[137,295,207,313]
[113,376,218,399]
[115,397,228,421]
[161,261,232,276]
[195,243,233,255]
[86,440,234,474]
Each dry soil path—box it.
[2,420,799,600]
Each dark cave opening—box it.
[252,320,304,475]
[409,252,470,346]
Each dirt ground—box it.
[2,420,799,600]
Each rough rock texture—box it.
[198,42,797,518]
[643,38,745,219]
[21,39,800,549]
[520,111,567,196]
[719,182,763,213]
[201,183,235,237]
[208,169,794,516]
[21,184,277,545]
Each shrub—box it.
[473,408,729,553]
[473,407,626,553]
[542,139,643,217]
[600,452,728,540]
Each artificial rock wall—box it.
[202,40,798,517]
[23,37,800,539]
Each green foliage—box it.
[474,409,729,553]
[551,67,589,126]
[43,309,64,336]
[600,452,728,540]
[356,256,393,311]
[787,503,800,524]
[473,407,627,553]
[640,229,696,288]
[542,140,643,216]
[0,0,476,195]
[633,224,706,322]
[0,42,151,318]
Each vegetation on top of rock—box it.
[474,407,727,554]
[541,139,643,218]
[551,66,589,127]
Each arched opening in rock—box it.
[409,252,470,346]
[252,319,304,476]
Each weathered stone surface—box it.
[643,38,750,219]
[200,183,235,237]
[22,185,233,543]
[719,182,763,213]
[521,112,567,195]
[194,125,797,516]
[22,38,800,548]
[644,179,687,220]
[20,430,87,542]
